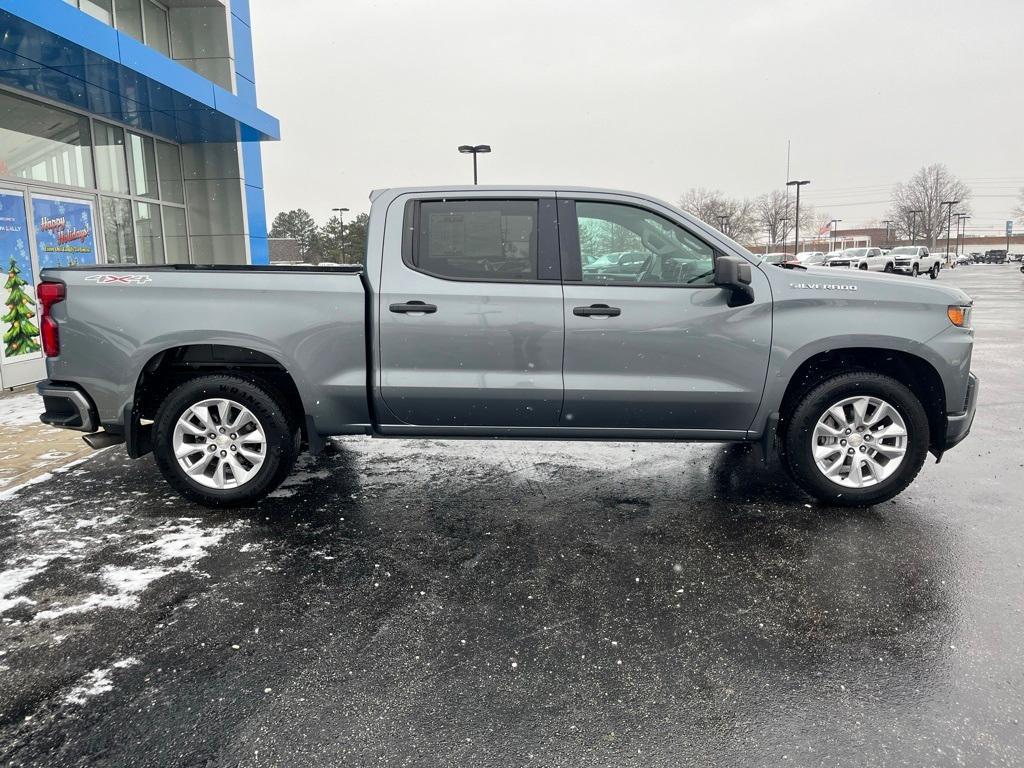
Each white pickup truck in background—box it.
[890,246,942,279]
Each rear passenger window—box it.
[412,200,537,281]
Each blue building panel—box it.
[231,14,256,85]
[230,0,252,27]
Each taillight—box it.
[36,281,65,357]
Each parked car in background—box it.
[826,247,894,272]
[955,254,971,266]
[984,249,1007,264]
[762,252,791,266]
[794,251,827,266]
[890,246,942,279]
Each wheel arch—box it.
[776,347,947,455]
[126,344,312,458]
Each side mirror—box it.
[714,255,754,306]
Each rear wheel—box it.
[153,375,300,508]
[929,263,939,279]
[781,372,929,506]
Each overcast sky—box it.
[252,0,1023,235]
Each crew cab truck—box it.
[890,246,942,279]
[37,186,979,508]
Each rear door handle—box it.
[390,300,438,314]
[573,304,621,318]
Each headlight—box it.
[947,305,972,328]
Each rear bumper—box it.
[944,373,979,450]
[37,381,98,433]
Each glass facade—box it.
[0,88,191,266]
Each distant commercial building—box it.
[0,0,279,388]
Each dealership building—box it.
[0,0,279,388]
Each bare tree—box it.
[1014,187,1024,223]
[756,189,791,247]
[887,164,971,247]
[679,187,757,242]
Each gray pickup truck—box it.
[36,186,978,508]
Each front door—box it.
[559,196,772,433]
[377,196,565,427]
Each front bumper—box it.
[944,373,979,450]
[37,381,98,433]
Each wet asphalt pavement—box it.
[1,265,1022,767]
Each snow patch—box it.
[0,392,44,427]
[63,657,139,705]
[32,520,237,620]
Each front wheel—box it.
[781,372,930,506]
[911,264,919,277]
[885,262,895,273]
[153,375,300,508]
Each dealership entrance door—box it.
[0,185,100,390]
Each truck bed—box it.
[41,264,372,438]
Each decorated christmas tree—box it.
[3,256,41,357]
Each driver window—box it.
[576,202,715,286]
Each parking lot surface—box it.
[1,265,1021,767]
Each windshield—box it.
[889,247,917,255]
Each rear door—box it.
[377,195,565,427]
[558,194,772,433]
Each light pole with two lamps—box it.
[458,144,492,185]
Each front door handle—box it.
[573,304,621,318]
[390,300,438,314]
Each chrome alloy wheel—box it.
[172,398,267,490]
[811,396,908,488]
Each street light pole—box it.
[458,144,492,185]
[830,218,842,252]
[786,180,810,257]
[779,217,790,254]
[331,207,350,263]
[957,214,970,258]
[941,200,960,266]
[909,209,923,246]
[881,219,893,248]
[717,214,730,236]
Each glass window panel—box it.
[415,200,537,281]
[80,0,113,24]
[155,142,184,204]
[114,0,144,40]
[162,206,189,264]
[101,197,137,264]
[94,122,129,195]
[0,91,94,189]
[143,1,171,57]
[127,133,159,199]
[134,201,164,264]
[576,201,715,286]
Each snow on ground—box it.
[0,392,44,427]
[1,450,243,622]
[63,658,139,705]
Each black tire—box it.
[781,372,930,507]
[884,262,895,273]
[859,263,869,270]
[929,264,939,279]
[911,264,919,277]
[153,375,300,508]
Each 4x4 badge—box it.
[85,274,153,285]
